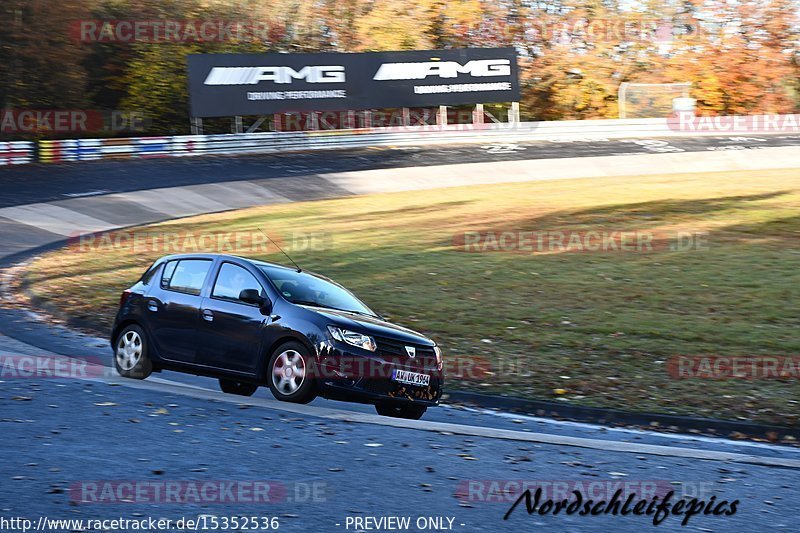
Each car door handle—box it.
[147,301,159,312]
[202,309,214,322]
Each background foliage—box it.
[1,0,798,136]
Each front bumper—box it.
[316,343,443,406]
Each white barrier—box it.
[14,115,800,165]
[0,141,35,165]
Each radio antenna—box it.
[255,227,302,272]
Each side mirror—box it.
[240,289,272,315]
[239,289,266,306]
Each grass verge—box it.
[20,168,800,425]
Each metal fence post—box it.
[509,102,520,125]
[190,117,203,135]
[474,104,485,125]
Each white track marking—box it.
[62,190,111,198]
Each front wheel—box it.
[267,341,317,404]
[375,402,427,420]
[114,324,153,379]
[219,379,258,396]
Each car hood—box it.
[304,307,435,346]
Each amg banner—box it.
[186,48,520,117]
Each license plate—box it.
[391,369,431,387]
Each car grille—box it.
[374,335,438,372]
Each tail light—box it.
[119,289,133,307]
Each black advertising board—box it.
[186,48,520,117]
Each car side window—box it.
[165,259,212,296]
[212,263,263,304]
[160,260,178,289]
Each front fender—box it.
[256,318,327,382]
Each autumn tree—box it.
[0,0,92,109]
[2,0,798,135]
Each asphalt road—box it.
[1,134,800,532]
[1,310,799,532]
[1,134,799,207]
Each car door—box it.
[195,261,271,373]
[145,258,213,364]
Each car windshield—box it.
[258,265,376,317]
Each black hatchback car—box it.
[111,253,443,419]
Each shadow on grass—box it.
[443,190,797,247]
[320,199,474,225]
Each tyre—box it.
[267,341,317,404]
[114,324,153,379]
[375,402,427,420]
[219,379,258,396]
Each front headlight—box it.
[327,326,377,352]
[434,346,444,370]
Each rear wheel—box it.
[375,402,427,420]
[114,325,152,379]
[267,341,317,404]
[219,379,258,396]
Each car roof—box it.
[156,253,331,281]
[157,253,290,270]
[155,253,368,311]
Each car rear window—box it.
[161,259,212,296]
[160,261,178,288]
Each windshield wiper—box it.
[336,308,379,318]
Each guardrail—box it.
[0,141,35,165]
[36,118,684,163]
[3,115,797,165]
